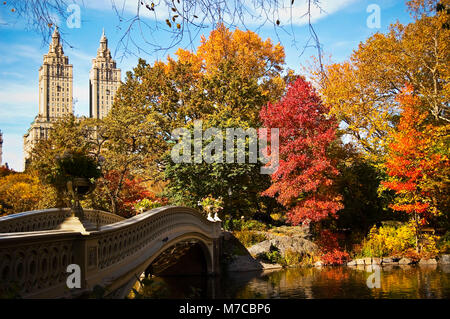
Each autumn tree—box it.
[28,110,161,216]
[381,87,450,251]
[312,0,450,161]
[260,77,342,225]
[0,172,44,216]
[28,115,98,206]
[114,25,287,218]
[83,170,154,218]
[162,45,285,219]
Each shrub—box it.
[240,220,268,231]
[224,218,269,231]
[233,230,266,248]
[262,245,284,264]
[321,249,350,265]
[357,223,415,257]
[421,233,440,257]
[356,221,439,258]
[317,229,349,265]
[437,231,450,253]
[284,249,302,266]
[134,198,164,213]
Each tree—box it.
[163,117,283,219]
[0,172,43,216]
[312,0,450,161]
[85,170,154,218]
[159,26,287,218]
[331,143,399,235]
[116,25,286,157]
[381,86,450,251]
[29,115,98,206]
[260,77,342,225]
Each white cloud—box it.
[83,0,359,27]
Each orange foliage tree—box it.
[381,87,450,250]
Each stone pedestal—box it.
[57,216,89,234]
[57,203,98,233]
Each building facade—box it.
[23,27,121,164]
[23,27,73,163]
[89,30,121,119]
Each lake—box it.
[140,264,450,299]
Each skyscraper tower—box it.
[89,29,121,119]
[23,26,73,164]
[39,26,74,119]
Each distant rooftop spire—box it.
[100,28,107,42]
[52,26,60,38]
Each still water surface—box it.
[150,264,450,299]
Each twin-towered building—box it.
[23,27,121,164]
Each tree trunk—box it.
[414,212,422,254]
[111,197,117,216]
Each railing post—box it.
[70,233,99,297]
[71,234,88,293]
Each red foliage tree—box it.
[260,77,342,225]
[100,170,162,218]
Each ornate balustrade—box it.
[0,206,221,298]
[0,230,81,297]
[0,208,125,233]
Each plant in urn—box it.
[51,151,102,232]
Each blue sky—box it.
[0,0,412,171]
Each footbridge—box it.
[0,206,222,298]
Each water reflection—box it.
[140,264,450,299]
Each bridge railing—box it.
[90,206,221,271]
[0,208,125,233]
[0,229,84,298]
[0,206,221,298]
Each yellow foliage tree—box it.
[0,173,43,216]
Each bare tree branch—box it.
[2,0,325,71]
